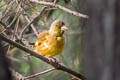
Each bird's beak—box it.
[61,26,68,31]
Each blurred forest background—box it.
[0,0,86,80]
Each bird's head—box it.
[49,20,68,37]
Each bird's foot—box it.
[44,56,55,62]
[45,56,60,68]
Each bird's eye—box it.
[55,24,61,28]
[55,24,59,26]
[54,22,64,29]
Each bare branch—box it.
[15,0,39,38]
[24,15,39,37]
[10,68,28,80]
[0,21,8,29]
[0,34,86,80]
[25,68,56,79]
[29,0,88,18]
[19,6,47,39]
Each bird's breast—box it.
[35,36,65,57]
[46,36,64,56]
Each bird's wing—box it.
[35,31,49,47]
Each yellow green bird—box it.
[34,20,68,57]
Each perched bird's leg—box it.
[52,57,61,63]
[44,56,55,62]
[44,56,61,68]
[52,57,66,69]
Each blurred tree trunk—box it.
[0,40,12,80]
[85,0,120,80]
[114,0,120,80]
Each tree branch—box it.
[10,68,27,80]
[0,34,86,80]
[25,68,56,79]
[29,0,88,18]
[19,6,47,39]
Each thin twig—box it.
[0,34,86,80]
[0,21,8,29]
[15,0,39,37]
[25,68,56,79]
[54,0,58,4]
[10,68,28,80]
[19,6,47,39]
[1,0,16,20]
[29,0,88,18]
[1,43,9,48]
[24,15,39,37]
[7,56,21,62]
[7,11,21,28]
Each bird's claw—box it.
[45,56,60,68]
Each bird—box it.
[34,20,68,59]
